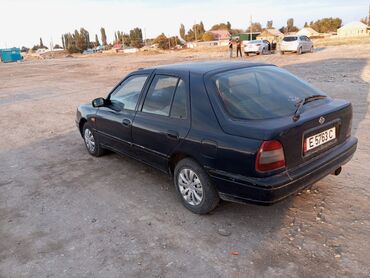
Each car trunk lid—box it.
[219,99,352,170]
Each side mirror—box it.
[92,97,105,108]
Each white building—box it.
[337,21,369,37]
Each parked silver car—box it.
[244,40,270,56]
[280,35,314,55]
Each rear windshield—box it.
[283,36,297,42]
[249,40,262,44]
[212,66,327,120]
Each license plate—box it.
[305,127,336,152]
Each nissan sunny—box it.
[76,61,357,214]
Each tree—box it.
[179,24,186,40]
[266,20,273,29]
[185,29,195,41]
[246,22,262,32]
[54,44,63,49]
[100,27,107,46]
[210,23,229,30]
[154,33,169,49]
[78,28,90,50]
[129,27,143,48]
[32,37,48,51]
[61,35,65,49]
[200,21,205,34]
[192,22,205,41]
[169,36,181,47]
[95,34,100,46]
[202,32,215,41]
[227,21,231,30]
[281,18,299,33]
[360,17,368,25]
[304,22,309,27]
[309,17,342,33]
[61,28,90,53]
[21,46,29,53]
[122,33,131,46]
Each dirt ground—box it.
[0,44,369,278]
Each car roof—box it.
[143,61,273,75]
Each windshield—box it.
[283,36,298,42]
[212,66,327,120]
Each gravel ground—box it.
[0,44,369,277]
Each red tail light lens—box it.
[256,44,261,46]
[256,140,286,173]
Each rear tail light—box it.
[256,44,261,46]
[256,140,286,173]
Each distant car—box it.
[244,40,270,56]
[76,61,357,214]
[280,35,314,55]
[83,49,97,55]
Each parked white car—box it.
[280,35,314,55]
[243,40,270,56]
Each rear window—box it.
[283,36,297,42]
[249,40,262,44]
[212,66,327,120]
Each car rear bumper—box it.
[280,45,299,52]
[208,137,357,205]
[244,48,261,53]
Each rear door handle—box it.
[122,118,132,127]
[167,130,179,140]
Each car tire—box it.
[310,46,314,53]
[82,123,105,157]
[174,158,219,214]
[297,47,302,55]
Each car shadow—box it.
[313,47,326,52]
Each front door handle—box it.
[122,118,132,127]
[167,130,179,140]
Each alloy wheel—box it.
[84,128,96,153]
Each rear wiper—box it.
[292,95,327,121]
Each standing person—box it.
[236,38,242,58]
[228,38,233,58]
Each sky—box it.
[0,0,368,48]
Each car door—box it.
[95,73,151,156]
[132,71,191,172]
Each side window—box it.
[170,79,187,119]
[142,75,178,116]
[110,75,148,110]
